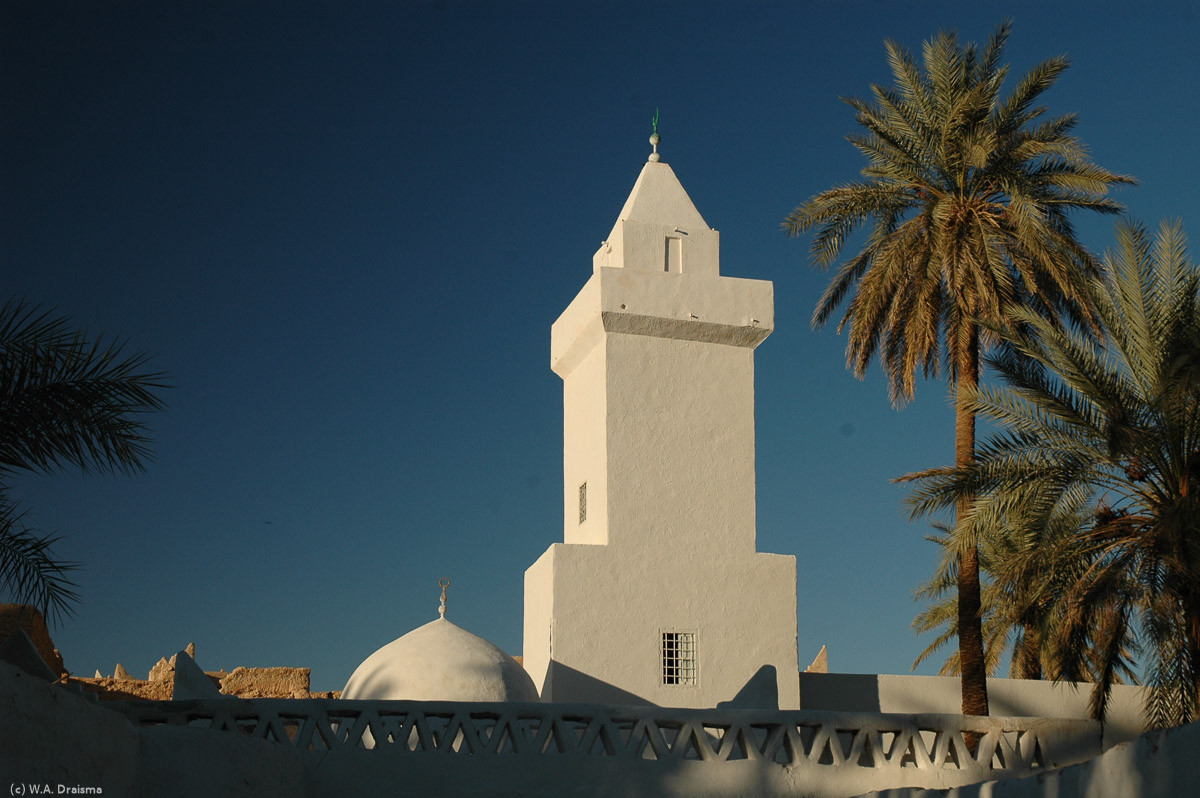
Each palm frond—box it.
[787,21,1135,719]
[0,298,169,621]
[0,495,79,625]
[0,299,169,478]
[907,218,1200,727]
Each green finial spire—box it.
[648,108,661,162]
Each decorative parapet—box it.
[108,700,1103,797]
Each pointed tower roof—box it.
[609,160,710,233]
[593,131,721,277]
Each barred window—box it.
[578,482,587,524]
[661,631,697,685]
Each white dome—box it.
[341,617,539,702]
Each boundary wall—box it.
[799,673,1149,748]
[862,719,1200,798]
[12,661,1185,798]
[106,696,1102,797]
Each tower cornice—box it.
[551,268,773,378]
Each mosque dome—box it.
[341,615,539,702]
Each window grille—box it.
[578,482,587,524]
[661,631,697,685]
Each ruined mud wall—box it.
[72,651,338,701]
[0,604,66,677]
[0,604,337,700]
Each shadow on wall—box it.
[717,665,779,710]
[798,672,1148,746]
[546,662,783,711]
[546,661,655,706]
[798,673,882,713]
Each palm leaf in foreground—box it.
[0,299,168,622]
[905,219,1200,728]
[0,497,79,624]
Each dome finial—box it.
[438,577,450,618]
[649,108,661,163]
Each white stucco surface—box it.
[0,661,312,797]
[342,616,538,702]
[5,645,1183,798]
[527,542,799,708]
[799,672,1150,747]
[0,661,139,791]
[855,717,1200,798]
[525,156,799,708]
[595,158,719,277]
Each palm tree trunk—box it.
[956,328,990,717]
[1015,618,1043,680]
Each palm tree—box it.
[912,498,1138,685]
[911,520,1014,679]
[0,299,167,622]
[906,219,1200,727]
[782,21,1132,716]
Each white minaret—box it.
[523,132,798,708]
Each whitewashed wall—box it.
[799,673,1149,747]
[855,717,1200,798]
[525,160,797,708]
[6,661,1186,798]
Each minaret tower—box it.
[523,131,798,708]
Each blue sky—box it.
[3,1,1196,692]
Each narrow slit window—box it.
[661,631,697,685]
[665,237,682,273]
[578,482,587,524]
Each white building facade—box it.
[523,144,799,708]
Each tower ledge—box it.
[551,267,773,378]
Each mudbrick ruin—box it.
[0,603,338,701]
